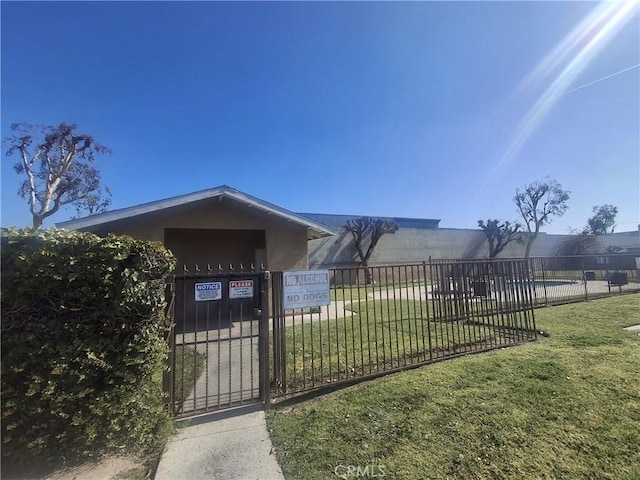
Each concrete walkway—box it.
[155,405,284,480]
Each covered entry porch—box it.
[57,185,334,272]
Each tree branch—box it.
[20,145,39,217]
[4,122,111,228]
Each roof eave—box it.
[56,186,335,239]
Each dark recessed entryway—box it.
[165,228,266,270]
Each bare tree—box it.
[344,217,399,283]
[587,204,618,235]
[3,122,111,228]
[556,228,602,256]
[514,179,570,258]
[477,219,522,258]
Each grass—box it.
[267,294,640,479]
[173,344,206,410]
[330,285,370,301]
[279,300,499,393]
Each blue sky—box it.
[2,1,638,233]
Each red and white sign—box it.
[229,280,254,299]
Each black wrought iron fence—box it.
[165,264,270,418]
[163,254,638,415]
[529,254,640,306]
[270,259,537,398]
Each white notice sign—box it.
[229,280,254,299]
[195,282,222,301]
[283,270,330,309]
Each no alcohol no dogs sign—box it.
[282,270,330,309]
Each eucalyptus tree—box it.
[3,122,111,228]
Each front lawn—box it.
[267,294,640,479]
[280,300,498,393]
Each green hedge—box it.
[1,228,176,471]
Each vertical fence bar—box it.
[260,270,270,407]
[497,261,509,346]
[469,262,481,349]
[350,268,358,377]
[513,260,526,341]
[381,267,390,366]
[581,256,589,302]
[451,263,462,353]
[614,254,622,295]
[422,261,432,361]
[540,258,549,306]
[300,301,305,388]
[524,259,537,335]
[337,269,344,380]
[327,270,338,382]
[204,269,211,407]
[250,267,256,400]
[342,269,350,377]
[309,287,315,388]
[270,271,282,394]
[226,273,232,409]
[377,268,386,369]
[390,266,401,367]
[371,266,380,373]
[317,286,323,388]
[238,269,244,404]
[353,267,365,376]
[459,262,471,352]
[492,262,504,347]
[363,266,373,375]
[408,265,417,362]
[432,262,444,358]
[180,269,187,414]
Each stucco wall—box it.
[83,197,309,271]
[308,227,640,268]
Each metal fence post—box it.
[422,261,433,361]
[540,258,549,306]
[613,254,622,295]
[581,255,589,302]
[260,270,271,407]
[270,271,285,395]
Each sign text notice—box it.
[283,270,330,309]
[195,282,222,301]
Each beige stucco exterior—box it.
[81,196,309,272]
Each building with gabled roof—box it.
[57,185,639,270]
[57,185,334,271]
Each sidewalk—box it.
[155,404,284,480]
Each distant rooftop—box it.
[297,213,440,230]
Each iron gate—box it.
[165,267,269,418]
